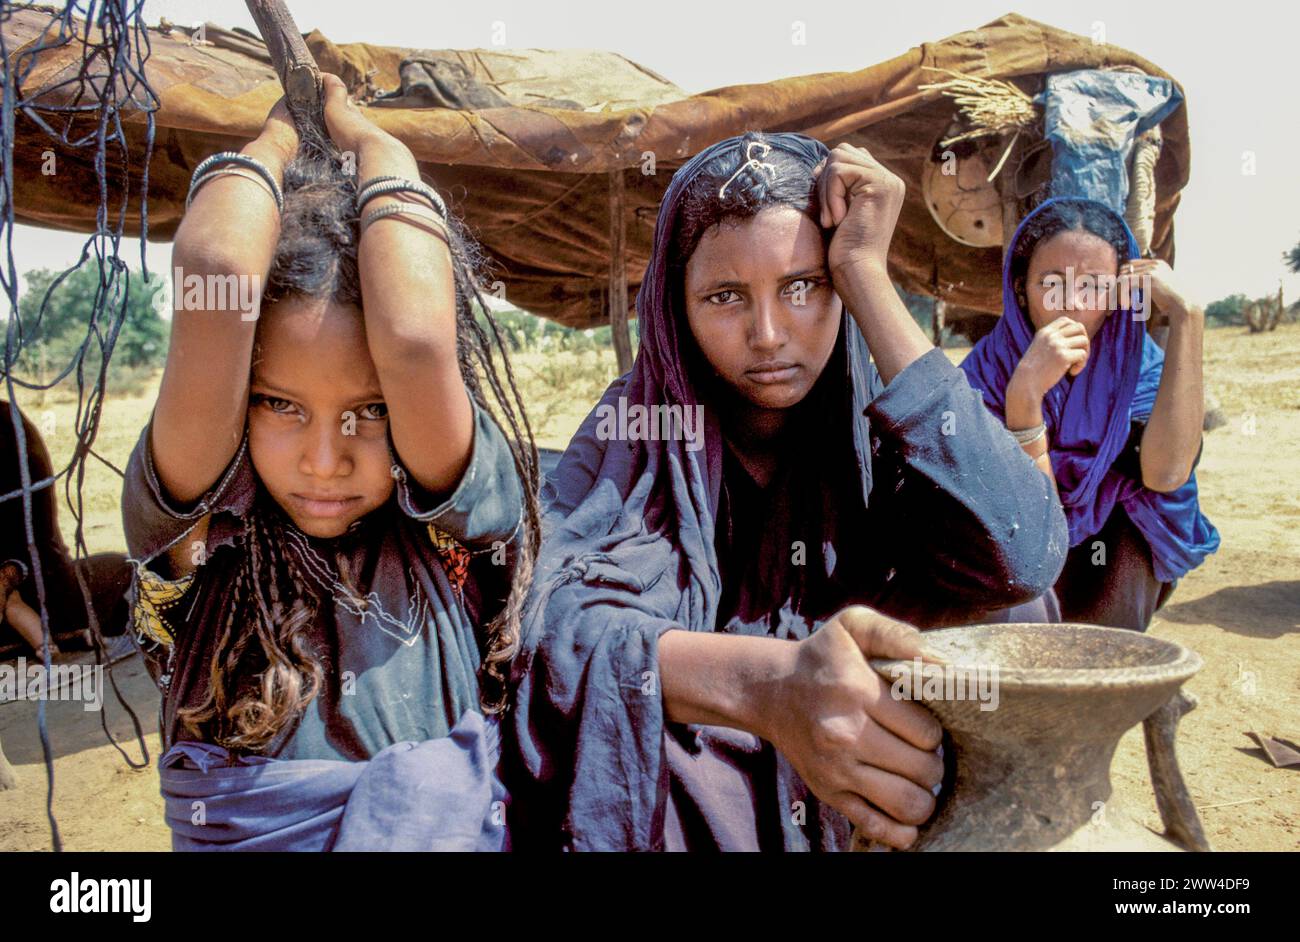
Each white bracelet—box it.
[1009,422,1046,446]
[360,201,450,243]
[186,167,280,210]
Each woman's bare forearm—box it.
[1003,382,1058,490]
[355,136,473,495]
[1140,308,1205,492]
[657,629,794,738]
[831,259,934,384]
[153,137,289,505]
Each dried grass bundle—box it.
[920,68,1040,147]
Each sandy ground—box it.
[1,323,1296,852]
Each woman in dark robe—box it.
[506,133,1068,851]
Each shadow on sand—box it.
[1159,580,1299,639]
[0,652,158,766]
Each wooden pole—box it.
[0,735,15,790]
[244,0,323,128]
[996,180,1020,264]
[992,130,1024,270]
[608,169,633,374]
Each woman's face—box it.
[683,204,842,413]
[1023,228,1120,339]
[247,296,394,538]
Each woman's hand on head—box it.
[321,73,400,157]
[764,605,945,850]
[808,144,930,382]
[1010,315,1090,405]
[815,143,906,276]
[1120,258,1191,322]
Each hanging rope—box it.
[1,0,159,851]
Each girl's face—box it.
[248,296,394,538]
[1024,228,1120,339]
[683,204,841,414]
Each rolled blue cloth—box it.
[160,710,508,851]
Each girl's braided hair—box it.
[178,122,541,753]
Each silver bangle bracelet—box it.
[360,201,450,242]
[188,151,284,212]
[356,176,447,219]
[1010,422,1047,446]
[186,167,279,210]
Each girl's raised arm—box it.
[150,100,299,505]
[322,75,474,497]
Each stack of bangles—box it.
[186,157,451,245]
[187,152,284,213]
[1010,422,1049,460]
[355,175,450,244]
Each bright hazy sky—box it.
[10,0,1298,307]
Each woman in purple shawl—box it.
[506,133,1068,851]
[959,198,1218,631]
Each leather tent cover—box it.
[5,9,1188,327]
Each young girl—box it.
[960,198,1218,630]
[507,132,1068,852]
[122,75,538,850]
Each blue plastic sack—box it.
[1040,70,1183,215]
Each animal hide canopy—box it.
[5,9,1187,328]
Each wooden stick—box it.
[244,0,322,129]
[608,170,633,374]
[993,133,1023,260]
[0,735,16,791]
[1195,796,1265,812]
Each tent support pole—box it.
[1001,190,1022,245]
[608,169,633,374]
[993,130,1024,272]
